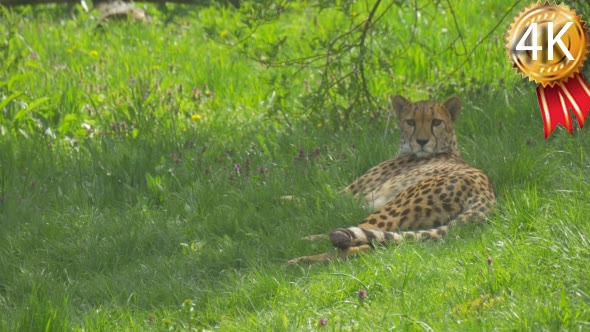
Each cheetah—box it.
[288,95,496,264]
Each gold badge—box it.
[506,2,588,87]
[505,2,590,137]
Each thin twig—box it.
[358,0,382,106]
[445,0,467,56]
[437,0,523,86]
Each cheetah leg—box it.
[302,233,329,241]
[454,200,495,225]
[287,245,372,265]
[290,176,494,264]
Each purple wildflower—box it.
[358,289,368,299]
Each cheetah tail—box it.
[329,226,449,249]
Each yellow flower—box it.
[191,114,202,122]
[220,30,229,38]
[89,50,98,57]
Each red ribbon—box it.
[536,73,590,138]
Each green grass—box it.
[1,0,590,330]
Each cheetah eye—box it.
[405,120,416,126]
[432,119,442,127]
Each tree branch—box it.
[357,0,382,106]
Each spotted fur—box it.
[288,96,495,264]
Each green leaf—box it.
[256,133,271,156]
[14,97,49,121]
[0,91,23,113]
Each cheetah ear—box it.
[443,96,461,121]
[390,95,411,119]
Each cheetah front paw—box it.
[302,234,329,241]
[287,252,336,265]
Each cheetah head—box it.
[391,95,461,159]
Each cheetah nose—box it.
[416,139,429,147]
